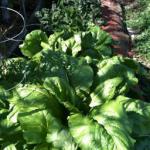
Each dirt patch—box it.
[0,7,25,58]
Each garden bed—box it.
[0,0,150,149]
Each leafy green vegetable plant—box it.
[0,27,150,149]
[35,0,102,33]
[0,0,150,149]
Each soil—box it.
[0,0,39,58]
[0,11,24,58]
[0,11,24,39]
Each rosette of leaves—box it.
[39,25,112,59]
[0,27,150,149]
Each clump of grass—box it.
[125,0,150,64]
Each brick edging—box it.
[100,0,132,57]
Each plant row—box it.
[0,0,150,149]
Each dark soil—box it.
[0,0,45,58]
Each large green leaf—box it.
[61,34,82,57]
[0,86,22,145]
[117,96,150,136]
[81,25,112,58]
[48,32,81,57]
[96,56,138,85]
[47,32,65,52]
[69,113,112,150]
[18,109,61,144]
[68,63,94,99]
[46,129,77,150]
[90,56,138,107]
[19,30,48,58]
[90,77,123,107]
[91,101,134,150]
[69,109,134,150]
[0,106,22,146]
[9,84,64,119]
[2,144,17,150]
[43,77,79,112]
[19,109,76,149]
[88,25,112,56]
